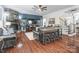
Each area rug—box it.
[25,32,34,40]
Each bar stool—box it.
[59,29,62,40]
[54,30,59,41]
[42,33,50,45]
[0,39,5,53]
[50,32,55,42]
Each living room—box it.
[0,5,79,53]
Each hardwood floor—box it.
[4,32,79,53]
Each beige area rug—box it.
[25,32,34,40]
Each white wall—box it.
[0,6,4,28]
[43,6,79,26]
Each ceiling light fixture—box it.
[32,5,47,12]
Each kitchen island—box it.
[33,27,62,44]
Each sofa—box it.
[0,27,16,49]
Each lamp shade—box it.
[28,20,32,24]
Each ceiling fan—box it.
[32,5,47,12]
[65,8,79,13]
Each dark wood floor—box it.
[5,32,79,53]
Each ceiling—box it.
[3,5,74,16]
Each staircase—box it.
[62,26,69,35]
[59,17,69,35]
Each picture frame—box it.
[49,18,55,24]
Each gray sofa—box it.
[0,27,16,50]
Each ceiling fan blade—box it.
[41,8,47,10]
[39,5,42,8]
[44,9,47,10]
[43,7,47,9]
[34,5,38,9]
